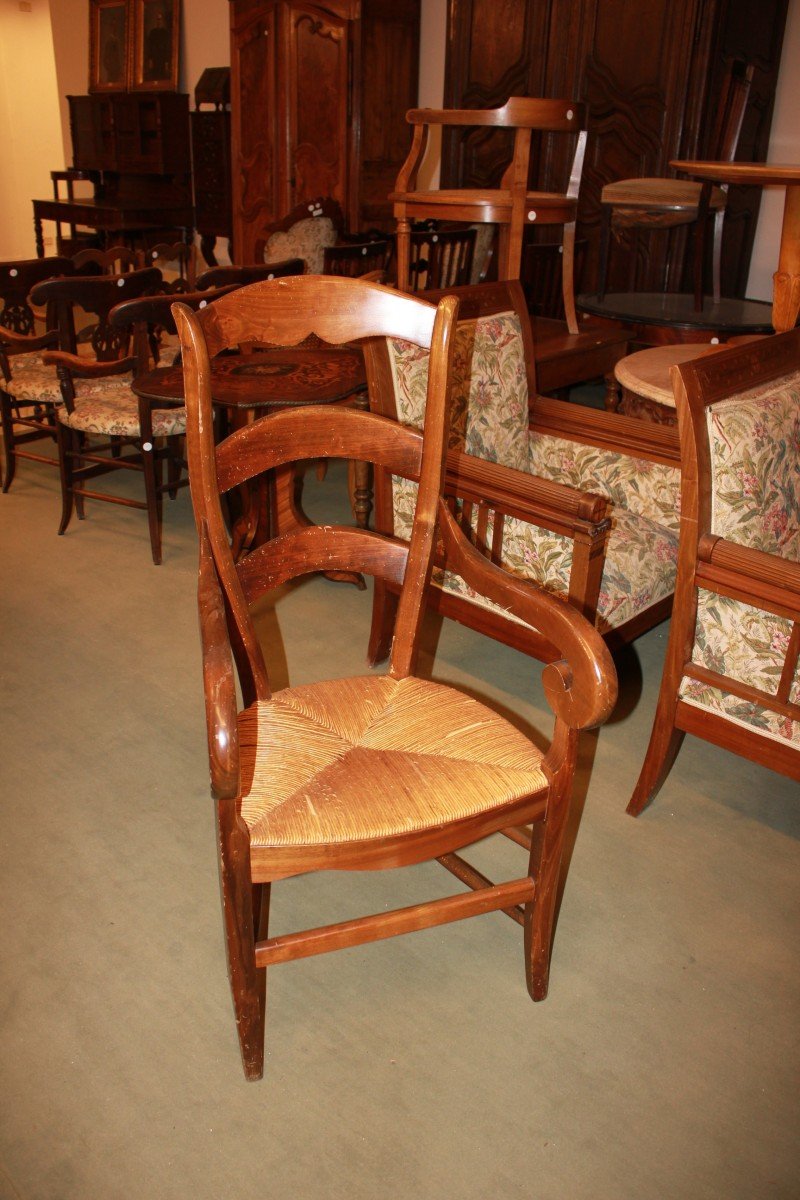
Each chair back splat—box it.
[172,274,616,1080]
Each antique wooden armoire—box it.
[228,0,420,262]
[442,0,789,297]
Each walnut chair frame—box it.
[172,275,616,1080]
[391,98,587,332]
[34,267,189,564]
[0,255,78,490]
[628,330,800,814]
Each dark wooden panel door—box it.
[230,1,280,262]
[443,0,787,300]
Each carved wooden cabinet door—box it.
[229,0,420,263]
[230,0,280,262]
[282,4,352,212]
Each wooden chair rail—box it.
[447,447,610,526]
[532,394,681,466]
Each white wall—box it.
[0,0,65,259]
[747,0,800,300]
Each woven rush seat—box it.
[59,389,186,437]
[239,675,547,853]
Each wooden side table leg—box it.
[34,212,44,258]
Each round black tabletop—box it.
[577,292,774,336]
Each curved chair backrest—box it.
[31,267,163,360]
[0,256,75,336]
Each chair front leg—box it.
[0,389,15,492]
[56,418,76,534]
[138,399,163,565]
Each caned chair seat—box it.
[58,389,186,438]
[600,178,727,215]
[239,676,547,859]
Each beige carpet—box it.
[1,450,798,1200]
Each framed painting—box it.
[89,0,130,93]
[130,0,181,92]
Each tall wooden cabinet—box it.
[442,0,788,297]
[228,0,420,263]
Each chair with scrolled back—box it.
[171,274,617,1080]
[628,329,800,814]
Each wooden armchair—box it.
[367,281,682,667]
[253,197,345,273]
[391,98,586,332]
[628,331,800,814]
[31,267,193,564]
[0,255,78,489]
[171,274,616,1079]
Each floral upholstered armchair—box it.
[365,280,682,666]
[628,330,800,814]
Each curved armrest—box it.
[198,524,241,800]
[0,328,58,354]
[439,502,617,730]
[43,350,136,379]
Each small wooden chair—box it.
[628,330,800,814]
[398,226,477,292]
[0,255,78,490]
[71,245,140,276]
[322,239,391,278]
[391,98,587,332]
[171,274,617,1080]
[195,258,305,290]
[32,267,196,565]
[598,60,754,308]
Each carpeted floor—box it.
[1,451,798,1200]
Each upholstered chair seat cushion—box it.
[238,675,547,857]
[4,359,132,405]
[387,306,681,633]
[58,387,186,438]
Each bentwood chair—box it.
[628,330,800,813]
[391,98,587,332]
[0,255,77,489]
[598,60,754,308]
[172,275,617,1080]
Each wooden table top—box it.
[671,161,800,187]
[132,345,367,411]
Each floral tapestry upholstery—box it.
[679,590,800,747]
[391,475,678,633]
[4,360,132,404]
[59,388,186,438]
[388,311,530,472]
[707,370,800,559]
[675,374,800,749]
[528,431,681,535]
[385,307,682,633]
[264,217,337,275]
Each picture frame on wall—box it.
[89,0,130,93]
[130,0,181,92]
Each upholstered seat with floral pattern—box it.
[59,388,186,438]
[385,306,680,635]
[628,332,800,815]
